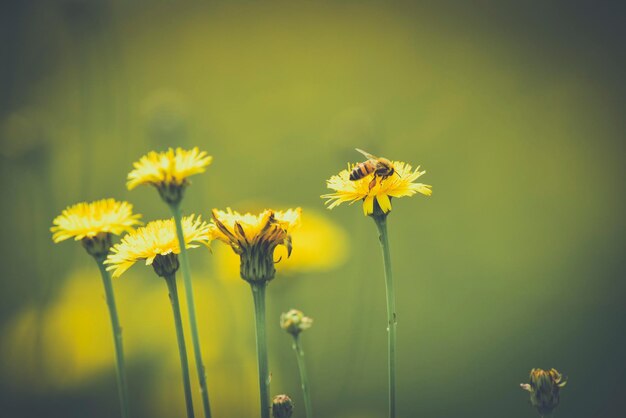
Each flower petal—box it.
[363,196,375,215]
[376,194,392,213]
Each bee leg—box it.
[368,176,377,191]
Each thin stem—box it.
[95,257,131,418]
[170,203,212,418]
[251,282,270,418]
[164,274,195,418]
[372,215,397,418]
[292,335,313,418]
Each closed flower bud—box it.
[280,309,313,336]
[521,368,567,416]
[272,394,294,418]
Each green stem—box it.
[170,203,212,418]
[372,214,397,418]
[95,257,131,418]
[251,282,270,418]
[164,274,195,418]
[292,335,313,418]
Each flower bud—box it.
[272,394,294,418]
[280,309,313,336]
[520,368,567,416]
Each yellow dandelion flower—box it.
[214,208,349,281]
[51,199,142,243]
[127,147,212,204]
[322,160,432,216]
[210,207,301,283]
[105,215,210,278]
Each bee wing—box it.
[355,148,378,160]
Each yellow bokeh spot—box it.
[1,266,227,389]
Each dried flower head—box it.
[105,215,210,278]
[127,147,212,204]
[520,368,567,416]
[280,309,313,336]
[210,208,301,283]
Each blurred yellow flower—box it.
[127,147,212,193]
[50,199,142,243]
[210,207,301,283]
[105,215,210,278]
[322,161,432,216]
[1,267,231,390]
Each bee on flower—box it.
[322,148,432,216]
[322,148,433,418]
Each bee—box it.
[350,148,396,190]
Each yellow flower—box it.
[322,161,432,216]
[105,215,210,278]
[51,199,142,243]
[214,208,349,280]
[127,147,212,204]
[210,207,301,283]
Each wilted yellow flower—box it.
[215,208,349,280]
[322,160,432,216]
[105,215,210,278]
[127,147,212,204]
[210,207,301,283]
[51,199,141,243]
[521,368,567,416]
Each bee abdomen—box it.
[350,162,374,180]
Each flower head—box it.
[51,199,142,258]
[127,147,212,204]
[210,207,301,283]
[322,159,432,216]
[520,368,567,416]
[105,215,210,278]
[280,309,313,336]
[272,394,294,418]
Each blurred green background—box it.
[1,1,625,417]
